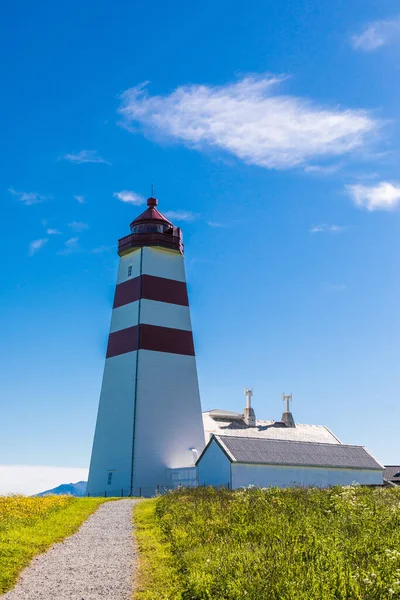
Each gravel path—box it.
[2,499,137,600]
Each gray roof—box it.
[203,411,341,444]
[384,466,400,481]
[210,435,383,470]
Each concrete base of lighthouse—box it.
[87,349,204,497]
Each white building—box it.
[196,392,383,488]
[197,435,383,489]
[87,197,205,497]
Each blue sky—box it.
[2,0,400,491]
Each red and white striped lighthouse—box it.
[87,197,205,496]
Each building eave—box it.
[230,461,383,471]
[195,434,236,466]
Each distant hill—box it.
[37,481,87,497]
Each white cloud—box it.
[164,210,199,222]
[65,237,79,246]
[207,221,228,228]
[91,245,112,254]
[303,164,341,175]
[63,150,110,165]
[352,17,400,51]
[309,224,345,233]
[74,195,85,204]
[9,187,48,205]
[47,228,61,235]
[346,181,400,211]
[113,190,145,205]
[29,238,48,256]
[59,237,80,255]
[0,465,88,496]
[68,221,89,232]
[118,76,377,170]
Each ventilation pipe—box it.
[281,393,295,427]
[243,388,256,427]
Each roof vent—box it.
[243,388,256,427]
[281,393,295,428]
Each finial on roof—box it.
[147,196,158,207]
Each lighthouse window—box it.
[127,266,132,277]
[131,223,165,234]
[107,472,113,486]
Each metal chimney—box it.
[243,388,256,427]
[281,393,295,427]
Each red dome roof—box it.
[119,196,184,256]
[129,197,173,229]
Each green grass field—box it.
[0,495,108,593]
[134,486,400,600]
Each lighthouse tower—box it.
[87,197,205,496]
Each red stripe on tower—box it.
[141,275,189,306]
[113,278,140,308]
[106,324,195,358]
[113,275,189,309]
[106,325,138,357]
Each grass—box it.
[0,495,108,593]
[134,499,184,599]
[134,486,400,600]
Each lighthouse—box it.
[87,197,205,496]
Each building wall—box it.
[87,245,205,497]
[197,439,231,488]
[142,246,187,282]
[231,463,383,489]
[166,467,197,489]
[110,300,192,334]
[132,349,204,495]
[116,246,186,283]
[87,351,137,496]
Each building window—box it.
[107,472,113,486]
[128,265,132,277]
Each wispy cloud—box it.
[59,237,80,255]
[164,210,199,222]
[207,221,229,228]
[47,228,61,235]
[352,16,400,51]
[63,150,110,165]
[303,164,341,175]
[9,187,48,205]
[73,195,85,204]
[65,237,79,246]
[29,238,48,256]
[68,221,89,232]
[309,224,345,233]
[91,245,113,254]
[113,190,145,205]
[118,76,378,170]
[346,181,400,211]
